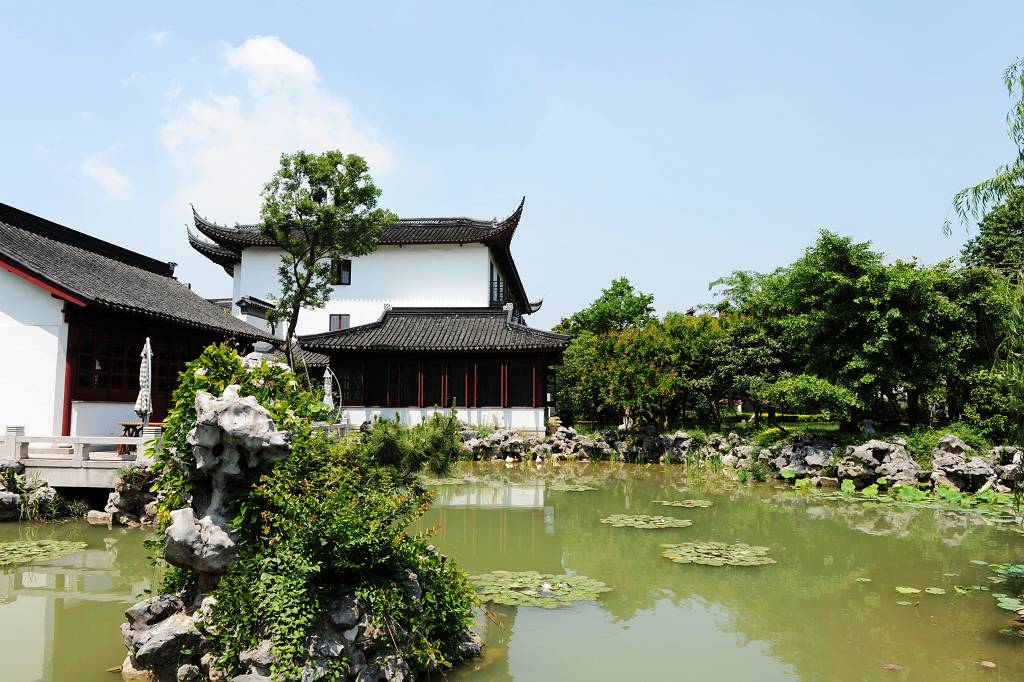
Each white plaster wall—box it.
[342,406,546,434]
[70,401,137,436]
[0,269,66,436]
[235,244,492,335]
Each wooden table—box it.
[117,421,165,453]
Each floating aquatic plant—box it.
[855,577,872,583]
[990,563,1024,578]
[660,541,776,567]
[896,600,915,606]
[469,570,611,608]
[548,483,597,492]
[993,593,1024,611]
[653,499,712,508]
[924,587,946,595]
[0,540,87,567]
[895,586,921,594]
[601,514,693,529]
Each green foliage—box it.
[950,59,1024,228]
[962,188,1024,270]
[752,374,860,422]
[554,277,655,336]
[151,344,474,679]
[0,540,88,566]
[258,150,397,364]
[962,369,1024,443]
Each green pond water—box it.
[3,462,1024,681]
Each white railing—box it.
[1,426,161,467]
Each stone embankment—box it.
[460,426,1021,493]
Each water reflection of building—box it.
[0,540,153,682]
[432,484,546,509]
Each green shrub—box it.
[903,422,993,468]
[962,369,1024,444]
[150,344,475,679]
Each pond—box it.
[2,462,1023,681]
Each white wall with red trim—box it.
[0,268,67,436]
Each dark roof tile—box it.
[0,202,273,341]
[300,307,568,353]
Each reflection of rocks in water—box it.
[833,504,918,538]
[931,510,987,547]
[454,605,515,682]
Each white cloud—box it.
[164,81,183,99]
[81,157,132,198]
[121,71,146,86]
[149,30,170,46]
[160,36,393,222]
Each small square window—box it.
[330,257,352,285]
[329,314,351,331]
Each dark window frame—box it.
[330,257,352,286]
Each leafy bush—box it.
[150,344,475,679]
[962,368,1024,444]
[902,422,993,468]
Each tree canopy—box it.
[259,150,397,365]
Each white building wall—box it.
[69,401,137,437]
[234,244,492,335]
[0,269,67,436]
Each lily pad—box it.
[994,595,1024,611]
[954,585,975,595]
[661,541,776,567]
[469,570,611,608]
[895,587,921,594]
[547,483,597,492]
[653,499,713,508]
[0,540,88,567]
[895,600,915,606]
[855,577,872,583]
[601,514,693,529]
[971,560,990,566]
[924,587,946,595]
[990,564,1024,578]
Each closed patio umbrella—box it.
[134,337,153,426]
[323,368,335,412]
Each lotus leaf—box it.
[653,499,712,508]
[990,563,1024,578]
[895,600,914,606]
[0,540,88,567]
[855,577,872,583]
[601,514,693,529]
[548,483,597,492]
[924,587,946,595]
[660,541,776,567]
[895,587,921,594]
[995,595,1024,611]
[469,570,611,608]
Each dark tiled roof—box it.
[272,345,331,368]
[0,202,273,341]
[191,197,525,248]
[187,229,239,274]
[299,307,569,353]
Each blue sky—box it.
[1,2,1021,328]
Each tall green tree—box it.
[554,277,655,336]
[260,150,397,366]
[961,187,1024,271]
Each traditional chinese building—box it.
[0,202,271,436]
[189,198,567,432]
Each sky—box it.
[1,1,1022,328]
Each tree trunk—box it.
[906,388,921,429]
